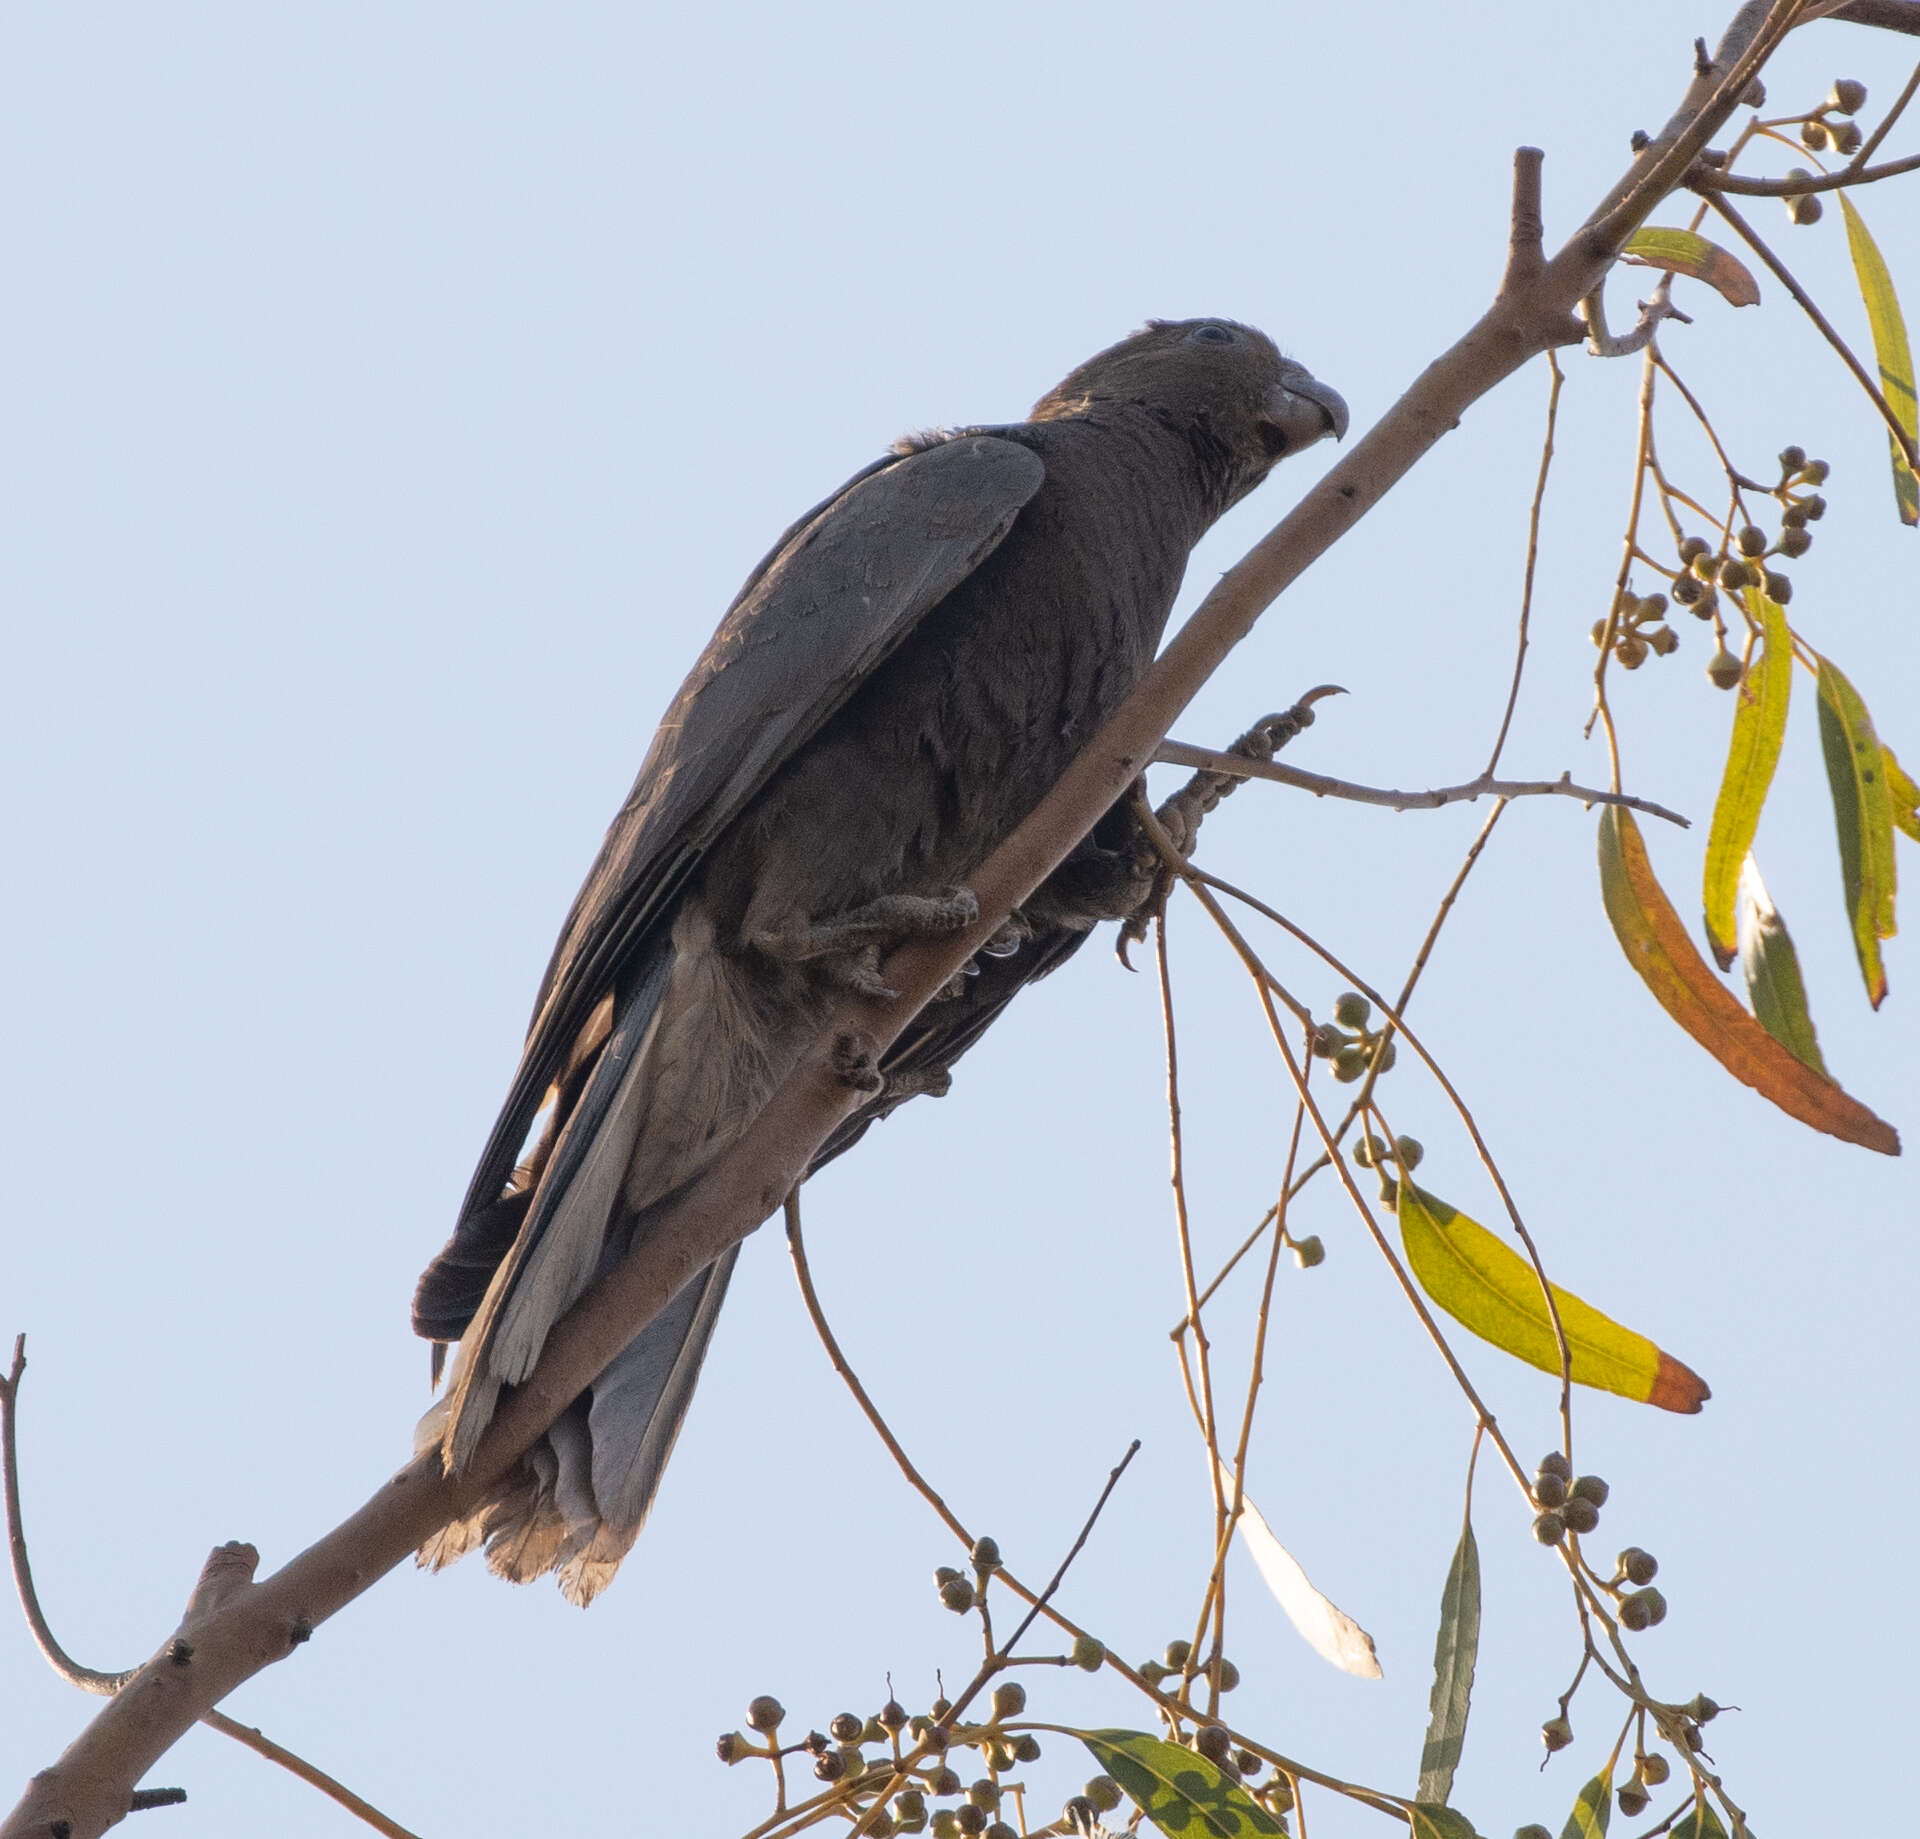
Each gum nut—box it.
[1213,1657,1241,1691]
[1533,1510,1568,1546]
[1678,534,1709,562]
[930,1815,962,1839]
[1164,1638,1193,1668]
[1619,1588,1663,1631]
[1310,1022,1344,1059]
[932,1766,964,1795]
[1779,444,1807,473]
[831,1713,864,1743]
[861,1718,888,1745]
[1373,1037,1398,1071]
[1832,77,1867,113]
[1332,1044,1371,1082]
[882,1701,909,1731]
[1393,1136,1424,1170]
[1072,1634,1106,1671]
[1737,524,1767,556]
[896,1790,928,1819]
[1762,570,1791,603]
[1616,634,1648,669]
[1060,1800,1097,1831]
[1782,495,1810,521]
[1236,1750,1261,1776]
[1790,192,1824,225]
[1086,1776,1125,1813]
[814,1752,847,1782]
[935,1565,963,1587]
[940,1578,976,1613]
[984,1825,1017,1839]
[1533,1471,1569,1508]
[1640,1753,1671,1786]
[1537,1450,1573,1482]
[1638,591,1670,618]
[1779,526,1812,557]
[955,1809,987,1837]
[1267,1777,1296,1812]
[1542,1716,1574,1752]
[1637,1587,1668,1625]
[869,1815,897,1839]
[1716,557,1751,589]
[1353,1134,1385,1167]
[1689,1695,1721,1722]
[1293,1235,1326,1269]
[968,1779,1000,1811]
[1648,625,1679,655]
[1802,482,1828,506]
[931,1697,953,1719]
[1196,1726,1233,1764]
[1707,649,1744,690]
[971,1535,1002,1571]
[1561,1496,1601,1535]
[1671,574,1703,604]
[803,1730,830,1756]
[990,1682,1026,1720]
[1835,120,1864,154]
[1517,1828,1555,1839]
[1139,1658,1168,1683]
[1619,1547,1659,1585]
[1572,1474,1610,1506]
[1690,548,1719,579]
[746,1696,786,1732]
[1618,1783,1651,1817]
[1333,991,1372,1029]
[1800,118,1830,151]
[1013,1735,1041,1763]
[716,1732,748,1764]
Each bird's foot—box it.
[753,887,980,964]
[830,1031,885,1093]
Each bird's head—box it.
[1028,317,1347,509]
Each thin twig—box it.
[1691,147,1920,189]
[1704,189,1920,470]
[1151,743,1690,828]
[1486,352,1564,777]
[1,1338,424,1839]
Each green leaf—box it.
[1838,194,1919,525]
[1559,1765,1613,1839]
[1702,590,1792,968]
[1738,858,1827,1074]
[1081,1730,1288,1838]
[1599,804,1900,1153]
[1416,1522,1480,1805]
[1816,655,1898,1008]
[1886,742,1920,843]
[1621,227,1761,307]
[1398,1184,1710,1412]
[1409,1806,1481,1839]
[1672,1797,1731,1839]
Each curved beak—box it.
[1264,371,1349,452]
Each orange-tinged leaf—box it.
[1702,590,1792,968]
[1398,1184,1709,1413]
[1886,742,1920,844]
[1837,194,1919,525]
[1598,805,1899,1154]
[1815,656,1897,1008]
[1622,227,1760,307]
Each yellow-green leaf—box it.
[1702,589,1792,968]
[1672,1797,1731,1839]
[1886,742,1920,843]
[1816,655,1897,1008]
[1598,804,1900,1154]
[1410,1807,1480,1839]
[1837,193,1919,525]
[1559,1765,1613,1839]
[1081,1730,1287,1838]
[1398,1184,1709,1413]
[1622,227,1761,307]
[1738,858,1827,1075]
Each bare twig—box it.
[1152,742,1690,828]
[1690,148,1920,189]
[1485,353,1564,777]
[1828,0,1920,34]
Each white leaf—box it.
[1226,1473,1383,1678]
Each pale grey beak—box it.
[1264,372,1349,451]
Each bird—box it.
[411,318,1347,1603]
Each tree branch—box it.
[1688,149,1920,190]
[0,13,1815,1830]
[1151,740,1691,827]
[1827,0,1920,34]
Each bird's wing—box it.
[449,433,1047,1238]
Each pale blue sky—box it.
[5,7,1916,1836]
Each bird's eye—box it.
[1186,324,1235,345]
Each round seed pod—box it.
[1619,1547,1660,1586]
[1195,1725,1233,1765]
[1689,1695,1721,1723]
[1213,1658,1241,1692]
[967,1778,1000,1811]
[1789,191,1824,225]
[939,1578,976,1614]
[802,1730,830,1756]
[1517,1827,1554,1839]
[1779,526,1812,557]
[954,1807,987,1837]
[1533,1510,1567,1546]
[1618,1783,1651,1817]
[1059,1801,1096,1833]
[1085,1776,1124,1813]
[1779,445,1807,473]
[716,1732,748,1765]
[814,1751,847,1783]
[990,1682,1026,1721]
[1353,1134,1388,1167]
[1832,77,1867,113]
[868,1813,897,1839]
[1537,1451,1573,1482]
[1164,1638,1193,1669]
[1640,1752,1671,1786]
[1835,121,1864,155]
[1615,634,1648,670]
[1541,1716,1574,1753]
[1572,1474,1610,1507]
[1293,1235,1326,1269]
[1800,118,1830,151]
[1716,557,1752,590]
[831,1713,864,1744]
[1138,1659,1168,1685]
[1619,1586,1667,1630]
[1369,1036,1398,1074]
[1333,991,1373,1030]
[1763,571,1792,604]
[1332,1044,1370,1083]
[1802,475,1830,499]
[881,1701,909,1732]
[1394,1136,1424,1170]
[1236,1750,1261,1777]
[1562,1496,1601,1535]
[895,1789,928,1819]
[1532,1472,1569,1509]
[1638,591,1670,619]
[971,1536,1002,1572]
[931,1766,964,1796]
[1737,525,1767,556]
[929,1812,963,1839]
[984,1823,1017,1839]
[1072,1634,1106,1672]
[1678,534,1710,563]
[1671,574,1703,606]
[1707,648,1744,691]
[1648,625,1679,656]
[746,1696,786,1733]
[934,1565,963,1587]
[1012,1735,1041,1763]
[862,1718,888,1745]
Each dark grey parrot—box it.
[412,318,1347,1603]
